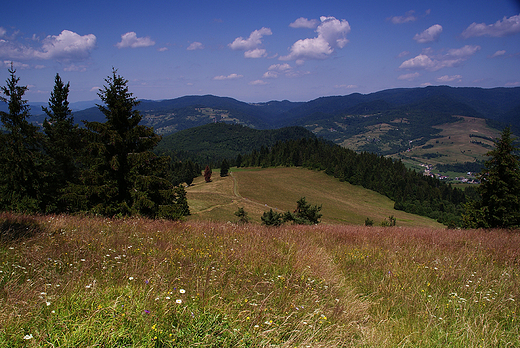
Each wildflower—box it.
[179,289,185,294]
[165,296,170,300]
[176,299,182,304]
[129,277,134,281]
[144,310,150,314]
[23,334,33,340]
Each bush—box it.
[234,207,250,224]
[261,209,284,226]
[364,217,374,226]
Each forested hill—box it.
[155,123,316,166]
[238,137,473,227]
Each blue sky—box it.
[1,0,519,103]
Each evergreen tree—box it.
[234,207,250,224]
[42,73,80,212]
[463,126,520,228]
[66,68,189,219]
[220,159,230,177]
[0,64,46,212]
[283,197,322,225]
[261,209,283,226]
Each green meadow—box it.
[0,213,518,347]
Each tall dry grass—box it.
[0,212,518,347]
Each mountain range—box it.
[3,85,519,156]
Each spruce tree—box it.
[463,126,520,228]
[66,68,189,219]
[0,64,46,212]
[220,159,230,177]
[42,73,80,212]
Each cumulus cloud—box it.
[398,72,420,81]
[491,50,506,58]
[461,14,520,38]
[213,73,243,80]
[228,27,272,58]
[290,17,319,28]
[280,16,350,61]
[0,30,96,62]
[116,32,155,48]
[249,79,267,85]
[187,42,203,51]
[0,27,6,38]
[436,75,462,82]
[244,48,267,58]
[389,10,418,24]
[399,45,481,71]
[413,24,443,43]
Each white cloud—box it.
[268,63,292,71]
[280,16,350,61]
[0,27,6,38]
[389,10,417,24]
[413,24,442,43]
[158,47,168,52]
[116,32,155,49]
[436,75,462,82]
[63,63,89,72]
[0,30,96,62]
[229,27,272,51]
[398,51,410,58]
[213,73,243,80]
[244,48,267,58]
[399,45,480,71]
[398,72,420,81]
[491,50,506,58]
[461,14,520,38]
[187,42,203,51]
[334,84,358,89]
[263,71,279,78]
[249,79,267,85]
[290,17,319,29]
[90,86,101,92]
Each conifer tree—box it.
[0,64,46,212]
[463,126,520,228]
[42,73,80,212]
[220,159,230,177]
[66,68,189,219]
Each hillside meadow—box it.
[0,213,519,347]
[185,167,443,228]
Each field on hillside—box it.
[186,167,443,228]
[397,116,500,174]
[1,213,518,347]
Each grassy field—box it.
[186,167,443,228]
[1,213,518,347]
[397,116,499,168]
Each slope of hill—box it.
[186,166,443,227]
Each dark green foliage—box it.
[240,138,466,226]
[220,159,230,177]
[261,209,284,226]
[364,217,374,226]
[155,122,315,167]
[64,69,189,219]
[283,197,322,225]
[42,74,81,212]
[234,207,249,224]
[0,64,47,213]
[463,126,520,228]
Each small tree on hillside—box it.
[235,207,250,224]
[204,165,212,182]
[262,209,284,226]
[284,197,322,225]
[463,126,520,228]
[220,159,230,177]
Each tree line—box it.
[0,65,194,219]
